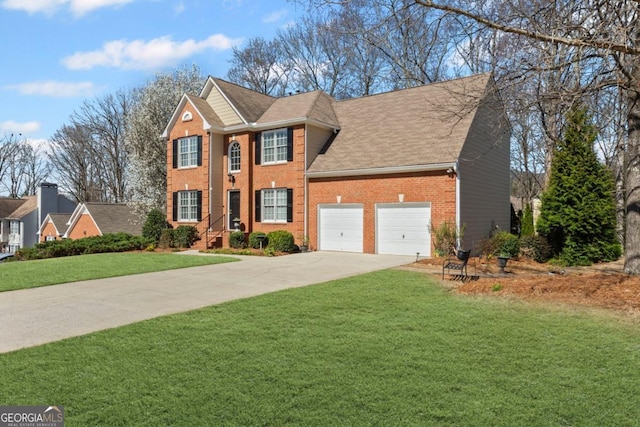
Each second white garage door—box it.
[318,204,363,252]
[376,203,431,256]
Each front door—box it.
[228,191,240,230]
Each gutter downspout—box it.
[303,125,308,246]
[208,131,213,228]
[455,162,462,248]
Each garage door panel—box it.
[319,205,363,252]
[376,203,431,256]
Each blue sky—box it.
[0,0,301,143]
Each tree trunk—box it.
[625,84,640,274]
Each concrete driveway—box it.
[0,251,413,353]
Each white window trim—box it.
[262,188,288,223]
[178,190,199,222]
[262,128,288,165]
[228,141,241,173]
[178,136,199,169]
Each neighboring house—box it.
[62,203,142,239]
[163,73,511,255]
[0,183,75,252]
[38,213,72,242]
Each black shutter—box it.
[197,190,203,222]
[172,192,178,221]
[255,133,261,165]
[255,190,261,223]
[287,128,294,162]
[287,188,293,222]
[172,139,178,169]
[197,135,203,166]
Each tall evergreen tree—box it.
[537,105,619,265]
[520,203,534,237]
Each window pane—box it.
[178,136,198,168]
[262,129,288,164]
[229,142,241,172]
[178,191,198,221]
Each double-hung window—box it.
[178,136,199,168]
[9,220,20,235]
[178,191,199,222]
[261,189,289,222]
[262,129,288,164]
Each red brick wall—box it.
[40,222,60,242]
[308,171,456,253]
[67,214,101,239]
[166,105,210,228]
[222,126,307,246]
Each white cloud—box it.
[0,120,41,135]
[5,81,96,97]
[62,34,242,70]
[263,9,287,24]
[1,0,133,16]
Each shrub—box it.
[173,226,198,248]
[266,230,295,253]
[519,235,551,263]
[15,233,151,260]
[229,231,246,249]
[142,208,170,244]
[520,204,535,237]
[481,231,520,258]
[158,229,174,249]
[431,220,465,256]
[248,232,268,249]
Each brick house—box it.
[163,73,511,256]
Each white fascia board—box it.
[161,95,212,139]
[221,118,339,133]
[306,162,456,178]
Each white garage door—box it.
[376,203,431,256]
[318,204,363,252]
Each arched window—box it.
[228,141,241,173]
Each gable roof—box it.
[308,73,493,176]
[210,78,276,123]
[0,198,27,219]
[256,90,339,128]
[7,196,37,219]
[38,213,72,237]
[66,203,142,237]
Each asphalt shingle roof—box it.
[83,203,142,235]
[308,73,492,173]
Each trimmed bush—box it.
[229,231,246,249]
[15,233,151,260]
[248,232,268,249]
[173,226,198,248]
[481,231,520,259]
[142,208,171,244]
[266,230,295,253]
[158,229,174,249]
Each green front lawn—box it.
[0,252,237,292]
[1,269,638,425]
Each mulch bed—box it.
[410,257,640,316]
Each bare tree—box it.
[227,37,291,96]
[71,90,129,202]
[409,0,640,274]
[49,124,103,203]
[0,134,21,195]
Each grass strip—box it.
[1,269,639,425]
[0,252,237,292]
